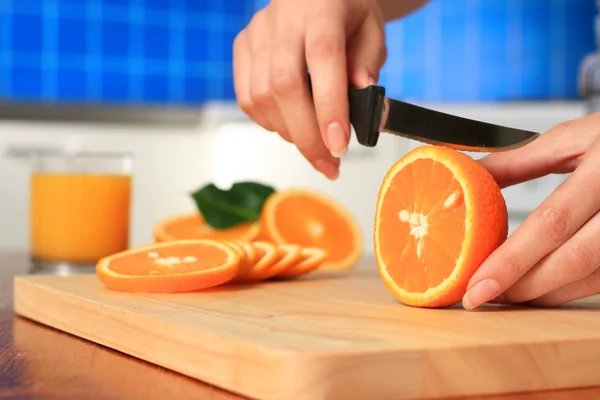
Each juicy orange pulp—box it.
[270,196,354,262]
[153,213,260,243]
[378,158,466,292]
[96,239,240,293]
[109,243,232,276]
[260,189,362,271]
[375,145,508,308]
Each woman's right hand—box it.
[232,0,388,180]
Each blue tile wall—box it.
[379,0,596,102]
[0,0,257,105]
[0,0,596,106]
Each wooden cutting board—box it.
[12,265,600,400]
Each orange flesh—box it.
[378,158,466,292]
[272,196,354,262]
[278,248,327,278]
[245,243,278,281]
[235,241,258,265]
[263,245,301,279]
[108,244,229,276]
[241,246,264,281]
[160,214,256,240]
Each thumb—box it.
[477,121,588,188]
[346,12,387,88]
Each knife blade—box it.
[348,84,540,151]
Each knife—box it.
[347,84,540,151]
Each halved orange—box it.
[277,247,328,279]
[153,213,260,243]
[259,189,362,271]
[96,239,240,293]
[243,241,280,282]
[262,244,302,280]
[374,145,508,308]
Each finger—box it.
[232,30,255,118]
[304,3,351,158]
[477,113,600,188]
[346,12,387,88]
[248,9,292,142]
[501,209,600,304]
[269,3,340,179]
[233,28,271,130]
[463,137,600,310]
[525,267,600,307]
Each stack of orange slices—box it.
[96,239,328,293]
[150,189,363,270]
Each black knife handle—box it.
[307,74,386,147]
[348,85,386,147]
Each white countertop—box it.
[199,100,587,132]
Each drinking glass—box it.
[23,148,133,275]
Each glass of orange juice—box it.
[27,149,133,275]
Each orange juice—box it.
[30,173,131,264]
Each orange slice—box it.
[277,247,328,278]
[243,241,279,282]
[234,240,258,265]
[224,240,245,257]
[259,189,362,271]
[262,244,303,280]
[153,213,260,243]
[374,145,508,308]
[224,241,253,283]
[96,239,241,293]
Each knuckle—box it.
[379,43,388,65]
[553,119,575,135]
[306,34,344,59]
[236,97,254,116]
[270,67,303,96]
[233,31,245,52]
[501,247,524,278]
[295,136,326,159]
[562,242,596,277]
[249,82,273,107]
[278,131,293,143]
[249,8,266,26]
[582,268,600,295]
[538,206,573,243]
[374,26,387,51]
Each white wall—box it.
[0,101,585,255]
[0,119,219,250]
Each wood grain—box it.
[1,251,245,400]
[12,267,600,400]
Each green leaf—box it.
[191,181,276,229]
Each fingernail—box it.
[325,122,348,158]
[313,159,339,180]
[462,279,500,310]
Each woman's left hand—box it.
[462,112,600,310]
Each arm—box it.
[378,0,429,22]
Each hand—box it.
[232,0,387,180]
[462,112,600,310]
